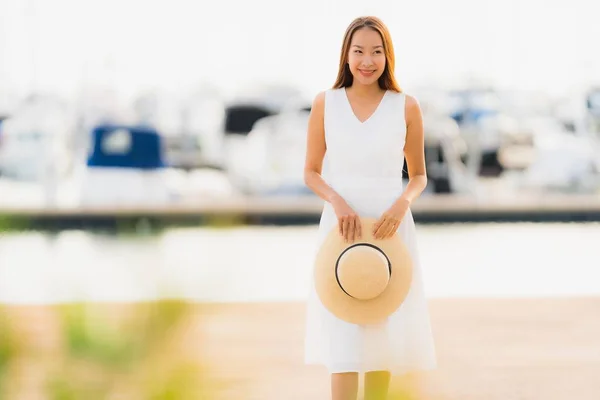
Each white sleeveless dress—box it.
[304,88,437,375]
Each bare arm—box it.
[369,94,429,239]
[303,91,342,203]
[396,94,427,206]
[304,91,361,240]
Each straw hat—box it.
[313,217,413,325]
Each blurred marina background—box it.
[1,0,600,216]
[1,0,600,398]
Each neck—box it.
[347,82,383,97]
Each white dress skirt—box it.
[303,88,437,375]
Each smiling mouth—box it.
[359,69,375,76]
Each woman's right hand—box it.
[330,195,362,243]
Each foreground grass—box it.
[0,300,217,399]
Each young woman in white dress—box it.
[303,16,437,400]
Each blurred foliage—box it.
[0,309,20,398]
[0,214,31,232]
[389,389,422,400]
[388,373,428,400]
[60,302,144,369]
[202,214,246,228]
[0,213,248,234]
[0,300,214,399]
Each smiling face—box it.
[347,27,387,86]
[333,16,401,92]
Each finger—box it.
[384,221,397,238]
[371,220,380,237]
[391,219,400,236]
[348,216,355,242]
[355,218,362,240]
[373,216,388,239]
[381,219,395,238]
[380,223,393,240]
[343,217,349,242]
[372,221,382,239]
[372,217,383,236]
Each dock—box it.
[2,192,600,227]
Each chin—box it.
[350,68,383,86]
[353,75,382,86]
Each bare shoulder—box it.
[403,93,423,124]
[403,93,421,113]
[310,90,327,115]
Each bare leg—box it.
[364,370,391,400]
[331,372,359,400]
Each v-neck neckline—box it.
[342,88,389,125]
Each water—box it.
[1,222,599,304]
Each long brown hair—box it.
[332,16,402,92]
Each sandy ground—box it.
[2,297,600,399]
[194,298,600,400]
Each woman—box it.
[303,16,437,400]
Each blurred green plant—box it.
[55,300,209,398]
[0,212,251,235]
[203,214,246,228]
[45,378,79,400]
[0,308,19,399]
[0,300,214,399]
[0,214,31,232]
[59,302,144,369]
[387,373,428,400]
[388,390,421,400]
[114,217,166,237]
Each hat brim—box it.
[314,217,413,325]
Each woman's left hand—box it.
[372,199,410,239]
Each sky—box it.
[0,0,599,104]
